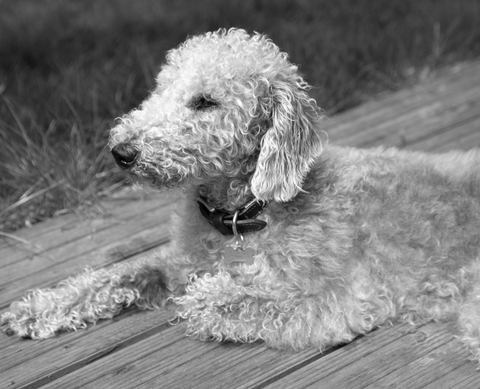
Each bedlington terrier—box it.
[3,28,480,361]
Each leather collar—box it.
[197,195,267,236]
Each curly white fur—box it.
[3,29,480,361]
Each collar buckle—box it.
[197,196,267,236]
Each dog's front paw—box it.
[174,272,264,343]
[1,299,56,339]
[1,312,39,339]
[1,289,85,339]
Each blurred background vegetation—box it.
[1,0,479,231]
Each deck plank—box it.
[37,325,322,389]
[412,116,480,152]
[0,193,174,308]
[327,61,480,149]
[0,306,175,389]
[0,191,171,267]
[1,59,480,389]
[327,61,480,137]
[265,322,477,389]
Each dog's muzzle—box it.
[111,143,139,169]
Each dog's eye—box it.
[190,95,218,111]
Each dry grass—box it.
[1,0,479,231]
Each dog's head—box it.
[109,28,323,201]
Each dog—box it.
[3,28,480,360]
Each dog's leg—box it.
[174,270,359,351]
[1,256,174,339]
[457,268,480,362]
[458,298,480,362]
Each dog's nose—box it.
[111,143,139,168]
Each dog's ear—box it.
[251,77,323,202]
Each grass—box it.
[1,0,479,232]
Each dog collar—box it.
[197,195,267,236]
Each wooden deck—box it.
[2,60,480,389]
